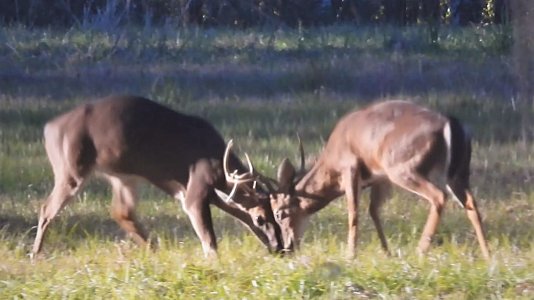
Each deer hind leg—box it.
[343,167,361,258]
[388,171,447,255]
[369,181,392,255]
[447,180,490,260]
[108,175,149,248]
[33,126,91,255]
[32,174,85,255]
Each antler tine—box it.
[297,133,305,174]
[247,152,279,193]
[241,146,279,193]
[244,153,254,174]
[223,139,255,185]
[223,139,234,182]
[223,140,279,193]
[226,180,239,202]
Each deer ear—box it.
[214,189,235,204]
[277,158,296,193]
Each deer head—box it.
[268,136,310,252]
[215,139,283,253]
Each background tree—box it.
[450,0,483,25]
[494,0,510,24]
[511,0,534,143]
[383,0,407,25]
[0,0,520,28]
[422,0,440,43]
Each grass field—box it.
[0,25,533,299]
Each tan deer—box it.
[269,100,490,259]
[32,95,282,257]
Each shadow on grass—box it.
[0,214,34,236]
[0,40,515,111]
[1,192,533,254]
[0,208,256,250]
[304,192,534,251]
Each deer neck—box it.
[295,160,342,214]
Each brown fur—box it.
[33,95,282,257]
[271,100,490,259]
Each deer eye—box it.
[255,216,265,226]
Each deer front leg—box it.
[343,167,361,258]
[182,178,218,258]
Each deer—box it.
[32,95,282,258]
[268,100,490,259]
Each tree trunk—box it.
[383,0,406,25]
[511,0,534,143]
[422,0,440,43]
[494,0,511,24]
[450,0,483,25]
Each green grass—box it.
[0,25,533,298]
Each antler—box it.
[293,133,307,183]
[223,139,280,196]
[249,134,306,192]
[223,140,256,201]
[297,133,305,175]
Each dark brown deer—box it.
[32,95,281,257]
[269,100,490,259]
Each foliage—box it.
[0,0,513,28]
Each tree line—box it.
[0,0,511,28]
